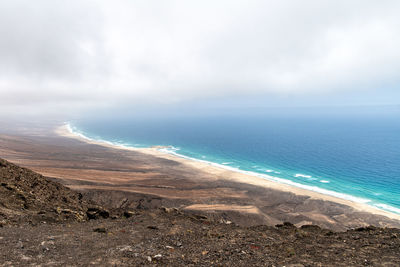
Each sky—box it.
[1,0,400,119]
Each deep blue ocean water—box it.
[69,112,400,214]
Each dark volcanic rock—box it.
[87,207,110,220]
[93,227,107,233]
[123,210,135,218]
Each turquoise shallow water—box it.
[69,113,400,214]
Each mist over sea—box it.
[70,109,400,214]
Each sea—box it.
[67,110,400,214]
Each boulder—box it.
[86,207,109,220]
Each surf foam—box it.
[295,174,312,178]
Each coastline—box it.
[55,124,400,222]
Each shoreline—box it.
[55,124,400,222]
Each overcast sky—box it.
[1,0,400,118]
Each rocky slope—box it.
[0,158,399,266]
[0,158,107,225]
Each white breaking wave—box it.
[295,174,312,178]
[320,180,330,183]
[374,204,400,214]
[255,168,274,173]
[162,146,179,151]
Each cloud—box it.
[1,0,400,116]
